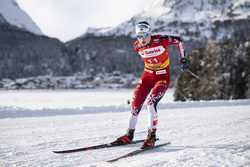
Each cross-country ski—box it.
[53,139,151,154]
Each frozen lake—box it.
[0,89,175,110]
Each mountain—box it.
[0,1,79,80]
[84,0,250,41]
[1,0,250,96]
[68,0,250,73]
[66,0,250,99]
[0,14,7,24]
[0,23,78,79]
[0,0,43,35]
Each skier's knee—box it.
[131,108,140,116]
[131,103,142,116]
[146,96,158,108]
[147,103,157,114]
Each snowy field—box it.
[0,89,250,167]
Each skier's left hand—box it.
[180,57,189,71]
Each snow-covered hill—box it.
[0,14,7,24]
[0,0,43,35]
[0,90,249,166]
[85,0,250,40]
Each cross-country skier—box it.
[114,21,188,149]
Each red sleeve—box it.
[160,35,185,58]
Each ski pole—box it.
[178,66,201,81]
[187,69,201,81]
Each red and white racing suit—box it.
[128,34,185,130]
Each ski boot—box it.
[112,129,135,145]
[141,129,156,149]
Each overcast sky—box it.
[16,0,154,42]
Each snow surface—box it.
[0,89,173,110]
[0,89,250,166]
[0,0,43,35]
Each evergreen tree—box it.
[175,40,250,101]
[175,41,219,101]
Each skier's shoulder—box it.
[149,34,161,43]
[159,34,183,42]
[151,34,161,40]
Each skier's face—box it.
[137,32,151,46]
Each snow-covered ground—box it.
[0,89,250,167]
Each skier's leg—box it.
[114,75,152,144]
[146,80,169,130]
[141,80,169,148]
[128,78,151,129]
